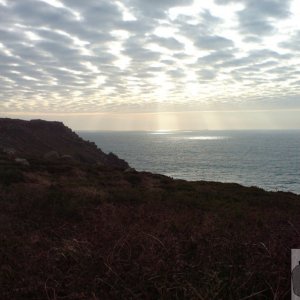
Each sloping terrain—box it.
[0,119,300,299]
[0,118,128,169]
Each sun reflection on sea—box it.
[186,136,228,140]
[149,130,174,135]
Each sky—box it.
[0,0,300,130]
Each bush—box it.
[31,185,83,220]
[126,174,142,185]
[0,167,24,186]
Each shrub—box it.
[33,185,82,220]
[0,167,24,186]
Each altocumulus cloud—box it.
[0,0,300,114]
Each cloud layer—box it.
[0,0,299,113]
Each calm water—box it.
[78,130,300,194]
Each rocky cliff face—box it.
[0,118,129,169]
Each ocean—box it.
[78,130,300,194]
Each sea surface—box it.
[78,130,300,194]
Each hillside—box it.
[0,119,300,299]
[0,118,128,169]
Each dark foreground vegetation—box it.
[1,118,300,299]
[1,154,300,299]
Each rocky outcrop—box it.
[14,158,30,166]
[0,118,129,169]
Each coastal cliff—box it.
[0,118,300,299]
[0,118,128,169]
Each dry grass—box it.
[0,161,300,299]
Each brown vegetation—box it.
[1,153,300,299]
[0,118,128,168]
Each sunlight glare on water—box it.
[185,136,228,140]
[149,131,174,135]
